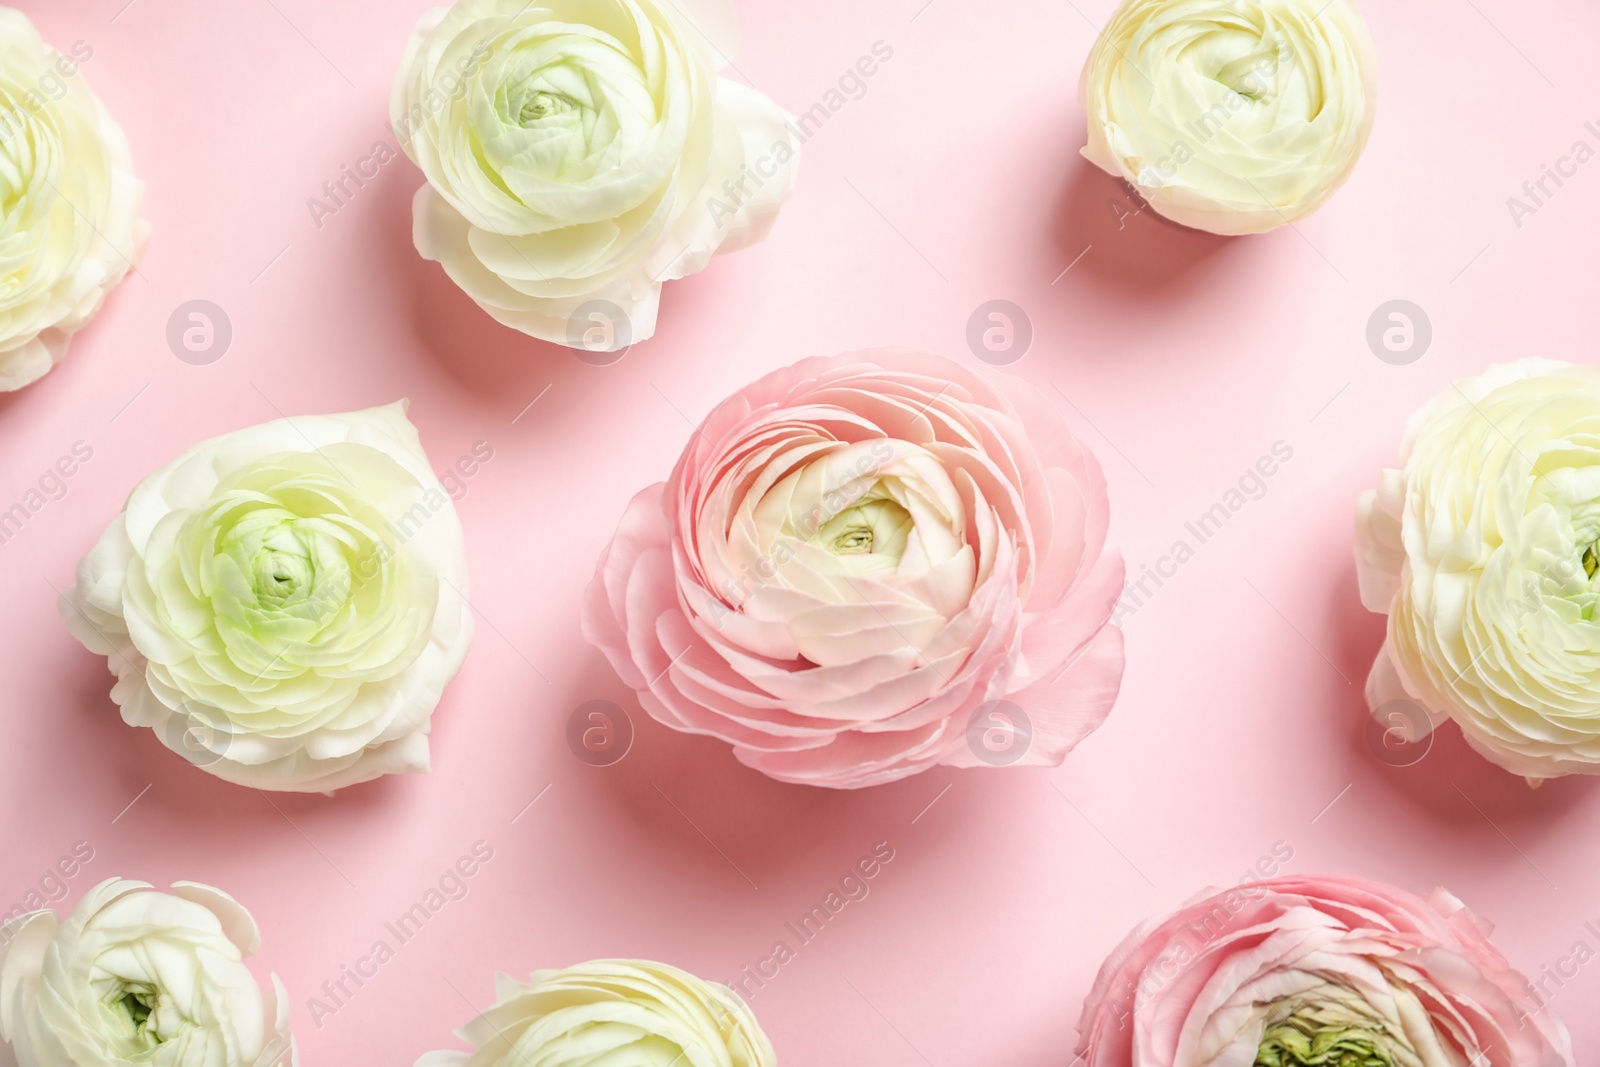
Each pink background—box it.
[3,0,1599,1062]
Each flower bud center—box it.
[1214,42,1283,103]
[121,990,153,1027]
[1255,1014,1395,1067]
[814,499,912,564]
[254,548,310,604]
[833,528,873,554]
[519,89,576,125]
[107,981,169,1050]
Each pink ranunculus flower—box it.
[1077,874,1575,1067]
[582,349,1125,788]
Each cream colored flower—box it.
[1357,359,1600,780]
[416,960,774,1067]
[391,0,799,350]
[1079,0,1377,235]
[0,878,295,1067]
[0,8,146,391]
[60,403,473,793]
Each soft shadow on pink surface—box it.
[0,277,141,424]
[57,621,415,843]
[550,645,1007,887]
[1324,557,1592,834]
[369,169,712,404]
[365,170,564,399]
[1052,158,1247,300]
[373,183,747,415]
[0,382,34,422]
[5,0,1599,1060]
[68,700,412,832]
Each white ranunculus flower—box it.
[0,879,295,1067]
[1356,359,1600,780]
[1079,0,1378,235]
[0,8,146,391]
[416,960,774,1067]
[391,0,799,352]
[59,403,473,793]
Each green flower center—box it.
[216,515,349,618]
[833,528,874,554]
[474,28,661,189]
[1549,525,1600,620]
[518,89,577,124]
[253,546,312,605]
[814,499,913,565]
[121,990,154,1029]
[103,982,167,1053]
[1255,1020,1394,1067]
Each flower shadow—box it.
[1050,156,1248,302]
[55,613,412,876]
[365,167,590,403]
[547,645,1020,898]
[1323,554,1592,837]
[0,382,35,419]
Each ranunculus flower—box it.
[60,403,473,793]
[416,959,773,1067]
[391,0,799,351]
[582,349,1124,788]
[1356,359,1600,780]
[1079,0,1378,235]
[0,8,146,391]
[1077,874,1574,1067]
[0,878,296,1067]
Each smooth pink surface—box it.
[2,0,1598,1063]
